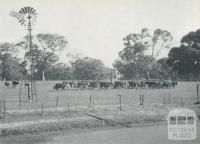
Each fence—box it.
[0,81,198,116]
[0,90,188,117]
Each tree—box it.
[17,33,67,80]
[45,62,73,80]
[157,58,173,79]
[0,42,23,80]
[113,28,173,80]
[113,43,144,79]
[168,29,200,80]
[71,57,104,80]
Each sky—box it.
[0,0,199,67]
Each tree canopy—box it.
[16,33,67,80]
[113,28,173,80]
[168,29,200,79]
[0,42,24,80]
[71,57,104,80]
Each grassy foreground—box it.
[0,103,176,137]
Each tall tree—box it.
[17,33,67,80]
[113,28,173,80]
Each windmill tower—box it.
[10,7,37,101]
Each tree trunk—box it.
[42,71,46,81]
[146,70,150,80]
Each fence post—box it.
[27,84,30,101]
[56,96,58,107]
[3,100,6,117]
[181,97,184,106]
[19,92,22,110]
[0,101,2,117]
[19,85,22,110]
[41,103,44,115]
[197,85,200,103]
[119,95,122,111]
[140,94,144,105]
[117,95,122,110]
[89,95,92,106]
[163,96,166,107]
[68,103,70,112]
[142,95,144,105]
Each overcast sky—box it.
[0,0,199,67]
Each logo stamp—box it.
[166,108,197,140]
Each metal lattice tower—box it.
[10,7,37,101]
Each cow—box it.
[5,82,9,88]
[12,81,20,88]
[100,81,112,89]
[128,80,138,89]
[171,81,178,88]
[113,81,125,88]
[161,80,172,88]
[25,83,30,87]
[88,81,99,89]
[53,83,66,91]
[147,80,162,89]
[137,80,148,89]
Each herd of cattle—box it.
[3,80,179,90]
[53,80,179,90]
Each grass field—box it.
[0,81,199,111]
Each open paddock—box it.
[0,81,199,111]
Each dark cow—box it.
[146,80,162,89]
[171,81,178,88]
[128,81,137,89]
[161,80,172,88]
[53,83,65,91]
[25,83,30,87]
[88,81,99,89]
[5,82,9,88]
[113,81,125,88]
[12,81,20,88]
[77,82,84,89]
[137,80,148,89]
[100,81,112,89]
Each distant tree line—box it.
[0,33,114,81]
[0,29,200,81]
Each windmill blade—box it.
[9,11,25,19]
[32,10,37,15]
[29,7,34,14]
[18,19,25,25]
[24,7,28,13]
[20,7,26,14]
[27,6,30,13]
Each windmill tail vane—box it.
[9,11,25,19]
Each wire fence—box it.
[0,81,198,118]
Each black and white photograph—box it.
[0,0,200,143]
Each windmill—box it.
[10,7,37,102]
